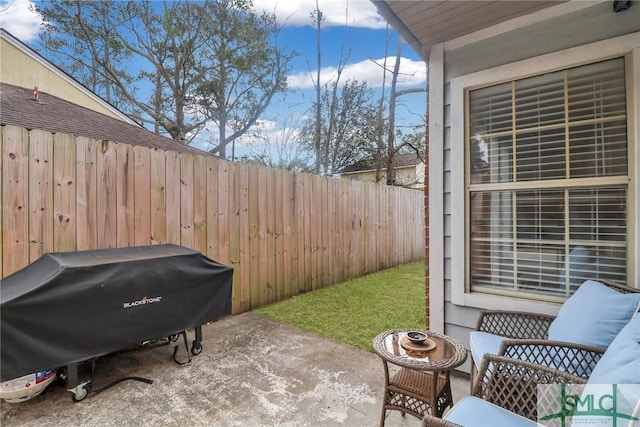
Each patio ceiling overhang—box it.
[371,0,569,59]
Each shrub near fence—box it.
[1,126,425,314]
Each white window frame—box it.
[450,32,640,312]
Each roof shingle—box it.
[0,83,212,157]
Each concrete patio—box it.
[0,312,468,427]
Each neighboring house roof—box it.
[0,28,137,125]
[341,153,424,174]
[372,0,576,57]
[0,83,210,157]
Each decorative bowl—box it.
[406,331,428,345]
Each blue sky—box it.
[1,0,427,158]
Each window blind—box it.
[468,58,629,298]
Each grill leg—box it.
[64,363,90,402]
[194,325,202,344]
[65,364,79,388]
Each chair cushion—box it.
[579,318,640,427]
[445,396,538,427]
[588,314,640,385]
[548,280,640,348]
[469,331,505,368]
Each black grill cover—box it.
[1,244,233,382]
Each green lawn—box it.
[256,260,426,352]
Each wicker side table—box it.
[373,329,467,427]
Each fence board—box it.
[165,151,180,245]
[274,170,284,300]
[266,168,277,304]
[365,186,371,271]
[384,187,395,266]
[364,184,372,273]
[295,173,305,295]
[180,153,195,248]
[396,188,402,265]
[116,143,135,248]
[282,172,293,300]
[359,184,367,276]
[134,146,151,246]
[150,148,167,245]
[52,133,76,253]
[390,187,398,266]
[321,177,330,287]
[310,174,319,289]
[76,137,97,250]
[303,173,313,291]
[238,165,250,312]
[193,155,207,254]
[97,140,117,249]
[28,130,53,262]
[217,161,230,266]
[258,167,270,306]
[206,157,219,261]
[227,162,240,313]
[327,178,337,285]
[2,126,29,276]
[348,181,358,278]
[248,165,261,309]
[372,184,379,273]
[342,179,351,281]
[332,178,341,283]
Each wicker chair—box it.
[427,311,640,427]
[470,279,640,387]
[422,354,585,427]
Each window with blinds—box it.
[467,57,628,299]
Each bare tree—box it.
[385,40,402,185]
[374,25,391,183]
[302,1,377,176]
[371,38,426,185]
[310,0,324,174]
[36,0,294,157]
[299,79,378,176]
[242,117,313,172]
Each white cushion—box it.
[445,396,539,427]
[548,280,640,348]
[469,331,505,368]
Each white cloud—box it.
[0,0,42,42]
[252,0,387,29]
[287,56,426,89]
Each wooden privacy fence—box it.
[1,125,424,314]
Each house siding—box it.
[341,165,425,188]
[433,3,640,373]
[0,32,133,123]
[445,1,640,80]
